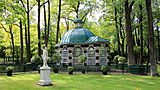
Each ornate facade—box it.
[55,19,109,66]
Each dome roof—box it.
[85,36,109,44]
[60,27,95,44]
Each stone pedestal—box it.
[37,66,52,86]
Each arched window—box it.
[87,46,95,65]
[72,46,83,64]
[99,46,107,65]
[61,47,69,63]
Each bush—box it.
[47,57,52,63]
[68,66,74,75]
[101,65,109,72]
[113,55,120,63]
[118,56,127,64]
[31,55,41,65]
[68,66,74,72]
[52,53,61,63]
[78,55,87,63]
[6,66,14,76]
[6,66,14,72]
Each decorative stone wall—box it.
[58,43,108,66]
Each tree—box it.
[114,0,121,55]
[1,24,15,64]
[0,1,24,64]
[145,0,159,76]
[56,0,62,44]
[20,0,37,61]
[124,0,135,65]
[19,19,24,64]
[37,0,41,57]
[36,0,49,57]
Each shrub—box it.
[113,55,120,63]
[118,56,127,64]
[47,57,52,63]
[52,53,61,63]
[6,66,14,72]
[31,55,41,65]
[78,55,87,63]
[6,66,14,76]
[101,65,109,72]
[68,66,74,72]
[68,66,74,75]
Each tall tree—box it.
[76,0,80,18]
[27,0,31,61]
[114,1,121,55]
[56,0,62,44]
[1,24,15,64]
[37,0,41,56]
[145,0,159,76]
[43,4,47,47]
[20,19,24,64]
[9,25,15,64]
[124,0,135,65]
[139,4,144,64]
[37,0,49,56]
[20,0,36,61]
[43,0,51,47]
[46,0,51,47]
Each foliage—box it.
[30,55,41,64]
[118,56,127,64]
[101,65,109,72]
[134,46,141,54]
[67,66,74,72]
[113,55,127,64]
[47,57,52,63]
[0,0,159,74]
[52,53,61,63]
[6,66,14,72]
[113,55,120,63]
[78,54,87,63]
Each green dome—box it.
[85,36,109,44]
[60,27,95,44]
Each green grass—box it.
[0,72,160,90]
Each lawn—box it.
[0,72,160,90]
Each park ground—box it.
[0,66,160,90]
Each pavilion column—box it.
[106,47,108,65]
[68,48,73,66]
[95,46,99,65]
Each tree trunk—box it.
[38,0,41,56]
[76,1,80,18]
[157,26,160,62]
[65,17,69,31]
[44,4,47,47]
[139,4,144,65]
[115,6,121,55]
[119,17,125,56]
[27,0,31,61]
[145,0,159,76]
[24,24,28,62]
[46,0,50,47]
[125,0,135,65]
[56,0,62,44]
[9,25,14,64]
[20,19,23,64]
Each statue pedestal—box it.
[37,66,52,86]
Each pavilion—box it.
[55,19,109,66]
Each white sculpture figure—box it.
[41,47,48,67]
[38,46,52,86]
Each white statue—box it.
[41,47,48,67]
